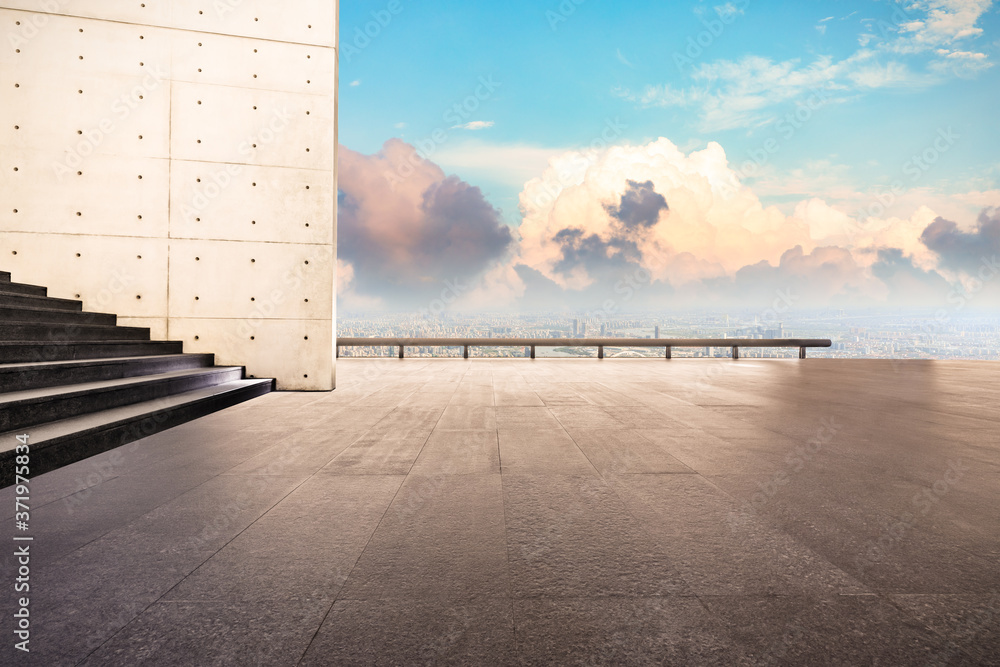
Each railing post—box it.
[530,345,536,359]
[463,345,469,359]
[335,345,339,359]
[732,346,739,360]
[799,347,806,359]
[598,345,604,359]
[665,346,671,360]
[399,345,404,359]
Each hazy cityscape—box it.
[338,311,1000,359]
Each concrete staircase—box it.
[0,270,273,486]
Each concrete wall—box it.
[0,0,338,390]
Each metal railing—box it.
[336,337,832,360]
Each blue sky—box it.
[336,1,1000,312]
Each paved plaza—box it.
[3,359,998,665]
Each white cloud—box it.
[342,136,998,310]
[847,61,932,88]
[514,138,819,288]
[337,259,384,310]
[485,138,997,305]
[622,54,851,131]
[622,0,994,130]
[893,0,994,50]
[930,48,993,76]
[616,48,634,67]
[816,24,828,35]
[433,140,568,188]
[337,258,355,295]
[349,80,361,87]
[452,121,495,131]
[714,3,745,18]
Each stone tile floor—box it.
[2,359,998,665]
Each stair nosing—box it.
[0,353,214,372]
[0,379,272,451]
[0,287,48,297]
[0,340,182,346]
[0,304,117,318]
[0,367,247,406]
[0,292,82,306]
[0,321,149,332]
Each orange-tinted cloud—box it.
[338,139,514,307]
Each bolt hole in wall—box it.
[0,3,337,390]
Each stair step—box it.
[0,379,274,485]
[0,272,277,487]
[0,305,117,327]
[0,353,215,393]
[0,340,184,364]
[0,367,246,432]
[0,281,47,297]
[0,322,150,342]
[0,292,82,312]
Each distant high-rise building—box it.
[654,325,660,339]
[573,319,579,337]
[600,323,606,336]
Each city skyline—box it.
[337,309,1000,361]
[337,0,1000,315]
